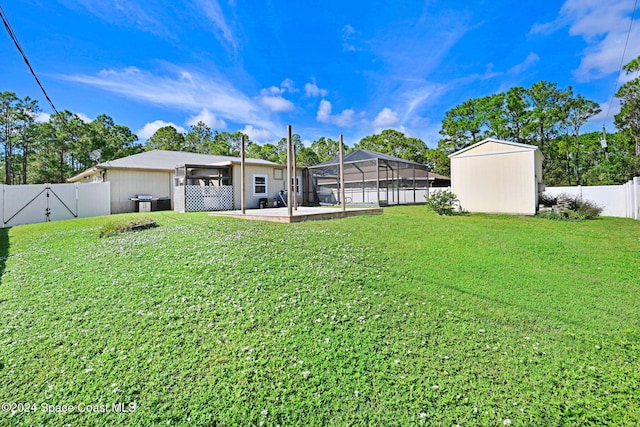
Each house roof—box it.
[428,172,451,181]
[68,150,283,181]
[448,138,543,159]
[311,149,426,168]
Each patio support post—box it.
[362,165,365,204]
[385,161,389,203]
[396,163,400,205]
[293,142,298,211]
[287,125,293,217]
[413,164,416,204]
[339,134,346,212]
[240,135,246,214]
[376,158,380,206]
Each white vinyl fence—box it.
[544,177,639,219]
[0,182,111,227]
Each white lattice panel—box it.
[185,185,234,212]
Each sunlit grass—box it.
[1,207,639,426]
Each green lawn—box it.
[1,206,639,426]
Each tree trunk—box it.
[22,144,28,184]
[5,143,11,185]
[575,133,580,185]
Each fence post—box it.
[627,180,633,219]
[631,176,640,219]
[75,183,79,219]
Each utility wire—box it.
[0,4,59,115]
[603,0,638,126]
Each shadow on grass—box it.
[443,282,586,330]
[0,227,8,285]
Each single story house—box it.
[68,150,306,213]
[449,138,544,215]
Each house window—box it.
[295,175,302,195]
[253,174,268,196]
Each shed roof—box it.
[311,149,426,168]
[448,138,543,159]
[69,150,283,181]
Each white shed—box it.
[449,138,544,215]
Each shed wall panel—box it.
[452,151,536,214]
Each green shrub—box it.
[538,192,557,207]
[425,190,464,216]
[98,217,157,237]
[538,193,603,221]
[569,198,603,219]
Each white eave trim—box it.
[448,138,540,158]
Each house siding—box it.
[232,164,288,209]
[109,170,174,214]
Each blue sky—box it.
[2,0,639,147]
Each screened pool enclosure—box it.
[308,149,447,206]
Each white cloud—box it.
[280,78,297,93]
[260,86,285,96]
[508,52,540,75]
[60,66,279,133]
[240,125,274,143]
[187,109,226,128]
[77,112,92,123]
[192,0,237,50]
[317,100,355,127]
[589,99,621,126]
[137,120,186,141]
[531,0,640,81]
[68,0,237,50]
[575,27,640,81]
[259,96,295,112]
[34,112,50,123]
[304,82,328,97]
[401,81,450,118]
[32,111,91,124]
[372,107,399,127]
[70,0,169,36]
[342,24,358,51]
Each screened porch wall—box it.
[310,158,433,206]
[174,164,235,212]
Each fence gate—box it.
[1,183,111,228]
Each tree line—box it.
[435,56,640,185]
[1,92,140,184]
[146,123,432,167]
[1,56,638,185]
[0,95,436,185]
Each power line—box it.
[0,4,59,115]
[603,0,638,127]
